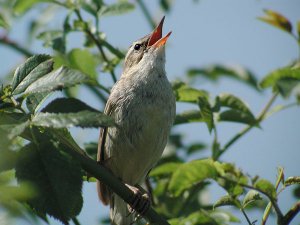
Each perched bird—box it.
[97,17,176,225]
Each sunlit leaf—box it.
[213,195,237,208]
[11,55,52,93]
[31,111,114,128]
[218,93,253,115]
[258,9,292,34]
[254,179,277,200]
[173,81,208,103]
[188,65,258,90]
[168,159,218,196]
[174,110,203,125]
[0,13,9,29]
[68,48,98,79]
[26,92,51,113]
[242,190,262,208]
[24,67,91,95]
[150,162,182,178]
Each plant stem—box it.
[72,217,81,225]
[75,10,117,83]
[241,208,253,225]
[0,35,33,57]
[136,0,156,29]
[217,92,279,159]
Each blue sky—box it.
[1,0,299,224]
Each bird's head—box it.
[123,16,171,74]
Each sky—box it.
[0,0,300,224]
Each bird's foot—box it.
[125,184,151,216]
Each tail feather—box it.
[110,194,135,225]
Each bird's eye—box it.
[134,44,142,51]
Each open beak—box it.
[147,16,172,48]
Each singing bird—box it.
[97,17,176,225]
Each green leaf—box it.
[150,162,183,178]
[11,55,52,92]
[276,78,300,98]
[173,81,208,103]
[168,159,218,196]
[0,13,9,29]
[14,0,43,14]
[242,190,262,208]
[218,93,254,115]
[213,195,237,208]
[15,140,83,224]
[41,98,98,113]
[37,30,65,52]
[188,65,259,90]
[24,67,91,95]
[99,2,135,16]
[169,210,219,225]
[198,96,214,132]
[174,110,203,125]
[31,111,114,128]
[284,176,300,187]
[0,150,18,172]
[260,67,300,89]
[218,109,256,125]
[8,121,30,139]
[258,9,292,34]
[68,49,98,79]
[254,179,277,200]
[26,92,51,113]
[186,143,206,154]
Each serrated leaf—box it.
[188,65,259,90]
[218,93,253,115]
[218,109,256,125]
[150,162,182,178]
[26,92,51,113]
[174,110,203,125]
[41,98,98,113]
[213,195,236,209]
[68,48,97,79]
[258,9,292,34]
[168,159,218,196]
[15,140,83,224]
[31,111,114,128]
[13,59,54,95]
[11,55,51,92]
[99,2,135,16]
[254,179,277,200]
[24,67,91,95]
[198,96,214,132]
[284,176,300,187]
[242,190,262,208]
[173,81,208,104]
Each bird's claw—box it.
[125,184,151,216]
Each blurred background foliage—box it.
[0,0,300,225]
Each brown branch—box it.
[281,201,300,225]
[0,34,33,57]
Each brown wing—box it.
[97,101,114,205]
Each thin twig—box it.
[0,34,33,57]
[74,10,117,83]
[281,201,300,225]
[218,92,279,159]
[241,208,253,225]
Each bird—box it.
[97,17,176,225]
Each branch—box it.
[53,130,170,225]
[0,34,33,57]
[281,201,300,225]
[74,10,117,83]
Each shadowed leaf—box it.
[174,110,203,125]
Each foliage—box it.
[0,1,300,225]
